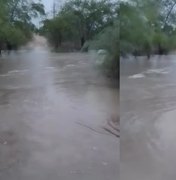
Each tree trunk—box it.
[81,36,85,47]
[0,42,2,56]
[55,41,59,49]
[59,35,62,46]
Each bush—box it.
[90,21,119,79]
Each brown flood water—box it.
[0,37,119,180]
[121,55,176,180]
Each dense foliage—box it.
[120,0,176,57]
[90,20,119,78]
[41,0,117,49]
[40,0,118,78]
[0,0,45,50]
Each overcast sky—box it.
[33,0,63,27]
[42,0,53,12]
[33,0,53,27]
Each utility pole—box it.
[53,0,56,18]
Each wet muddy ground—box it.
[0,38,119,180]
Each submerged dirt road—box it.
[0,37,119,180]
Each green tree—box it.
[43,15,73,49]
[91,20,119,78]
[42,0,117,49]
[120,0,176,56]
[0,0,45,52]
[120,2,151,56]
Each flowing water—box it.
[121,55,176,180]
[0,37,119,180]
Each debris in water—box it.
[129,73,145,79]
[103,116,120,138]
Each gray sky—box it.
[42,0,53,12]
[33,0,53,27]
[42,0,66,13]
[33,0,64,27]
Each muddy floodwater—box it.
[121,55,176,180]
[0,38,119,180]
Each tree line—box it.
[40,0,176,78]
[40,0,118,78]
[0,0,45,54]
[2,0,176,79]
[120,0,176,57]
